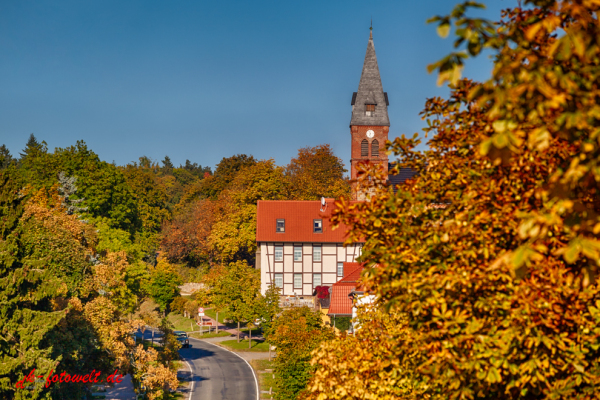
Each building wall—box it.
[260,242,362,295]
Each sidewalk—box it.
[194,314,260,340]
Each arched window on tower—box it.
[371,139,379,157]
[361,139,369,157]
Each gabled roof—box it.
[328,263,365,316]
[256,200,364,243]
[328,282,355,316]
[350,29,390,127]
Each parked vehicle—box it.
[174,331,190,348]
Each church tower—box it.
[350,28,389,199]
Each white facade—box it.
[351,293,376,332]
[259,242,362,295]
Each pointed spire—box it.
[350,27,389,127]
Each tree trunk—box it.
[237,321,240,343]
[249,327,252,349]
[216,311,219,333]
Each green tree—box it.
[259,284,282,340]
[0,145,15,169]
[17,134,55,189]
[0,176,99,399]
[19,133,45,159]
[209,261,260,342]
[147,258,182,313]
[161,155,174,174]
[51,141,141,233]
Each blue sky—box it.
[0,0,513,171]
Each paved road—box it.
[135,329,258,400]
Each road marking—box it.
[189,337,260,400]
[184,360,194,400]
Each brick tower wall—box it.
[349,125,389,181]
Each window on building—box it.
[313,246,322,262]
[274,273,283,288]
[313,273,322,287]
[313,219,323,233]
[275,246,283,261]
[365,104,376,116]
[294,273,302,289]
[294,245,302,261]
[361,139,368,157]
[276,219,285,233]
[371,139,379,157]
[337,262,344,277]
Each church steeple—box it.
[349,28,390,200]
[350,28,389,127]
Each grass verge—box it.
[203,307,233,325]
[189,331,232,339]
[250,359,277,399]
[167,313,196,332]
[219,339,270,352]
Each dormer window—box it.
[314,219,323,233]
[365,104,376,116]
[276,219,285,233]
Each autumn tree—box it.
[306,307,418,400]
[122,159,170,233]
[285,144,350,200]
[201,154,256,199]
[307,2,600,399]
[161,199,217,266]
[269,307,334,400]
[210,159,288,264]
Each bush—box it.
[332,316,351,332]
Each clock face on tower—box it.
[366,130,374,138]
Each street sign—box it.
[198,307,204,313]
[198,312,204,317]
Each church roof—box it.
[350,29,390,127]
[388,164,419,191]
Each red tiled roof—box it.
[328,263,365,316]
[341,262,362,281]
[256,200,363,243]
[327,282,355,316]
